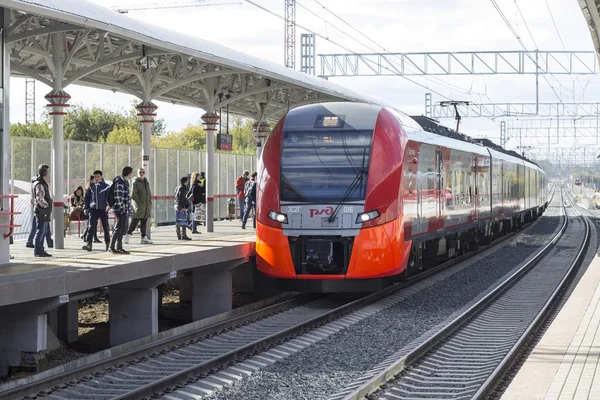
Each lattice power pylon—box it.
[25,77,35,124]
[284,0,296,69]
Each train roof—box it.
[408,115,543,171]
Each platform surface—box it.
[502,253,600,400]
[0,220,255,308]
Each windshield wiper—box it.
[328,149,367,223]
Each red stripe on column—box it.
[53,202,64,207]
[207,197,214,201]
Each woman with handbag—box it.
[187,172,204,234]
[33,166,52,257]
[175,176,192,241]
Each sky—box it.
[9,0,600,159]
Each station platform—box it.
[1,220,256,308]
[502,252,600,399]
[0,220,257,375]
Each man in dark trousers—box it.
[125,167,153,244]
[32,165,53,257]
[241,172,257,229]
[235,170,250,219]
[109,166,133,254]
[26,164,53,249]
[82,170,111,252]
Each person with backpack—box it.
[175,176,192,240]
[236,170,250,219]
[26,164,53,249]
[32,165,52,257]
[108,166,134,254]
[241,172,257,230]
[82,170,111,252]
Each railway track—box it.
[5,193,558,400]
[332,188,590,400]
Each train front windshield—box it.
[280,130,373,203]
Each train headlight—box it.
[356,210,380,224]
[268,210,288,224]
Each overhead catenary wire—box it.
[244,0,455,100]
[303,0,493,100]
[514,0,575,98]
[543,0,586,100]
[489,0,563,104]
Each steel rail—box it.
[339,188,577,400]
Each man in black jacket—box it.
[241,172,257,229]
[82,170,111,252]
[26,164,53,249]
[32,166,53,257]
[175,176,192,240]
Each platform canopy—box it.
[578,0,600,72]
[0,0,376,121]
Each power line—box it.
[304,0,490,99]
[543,0,586,99]
[489,0,562,103]
[514,0,538,49]
[295,0,475,97]
[513,0,575,98]
[245,0,453,100]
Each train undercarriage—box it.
[404,205,548,279]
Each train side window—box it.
[408,167,413,195]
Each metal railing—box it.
[9,137,256,239]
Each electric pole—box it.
[284,0,296,69]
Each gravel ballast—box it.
[201,203,563,400]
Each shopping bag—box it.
[194,204,206,222]
[176,210,189,227]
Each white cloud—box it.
[10,0,600,156]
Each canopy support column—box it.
[46,89,70,250]
[136,100,157,240]
[202,112,220,233]
[0,8,9,264]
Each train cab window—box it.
[280,129,373,202]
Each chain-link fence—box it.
[10,137,256,240]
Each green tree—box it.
[229,117,256,154]
[156,123,205,150]
[10,122,52,139]
[63,104,138,142]
[104,126,142,145]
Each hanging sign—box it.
[217,134,232,151]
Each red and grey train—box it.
[255,102,548,291]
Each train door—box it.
[415,144,435,235]
[436,149,444,224]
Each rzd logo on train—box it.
[309,206,334,218]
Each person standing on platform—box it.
[32,165,52,257]
[109,166,133,254]
[81,175,100,243]
[125,168,153,244]
[175,176,192,241]
[26,164,53,249]
[82,170,111,252]
[236,170,250,219]
[241,172,257,230]
[187,171,205,234]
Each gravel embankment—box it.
[204,204,563,400]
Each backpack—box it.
[107,180,117,207]
[244,179,254,198]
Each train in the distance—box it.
[255,102,548,292]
